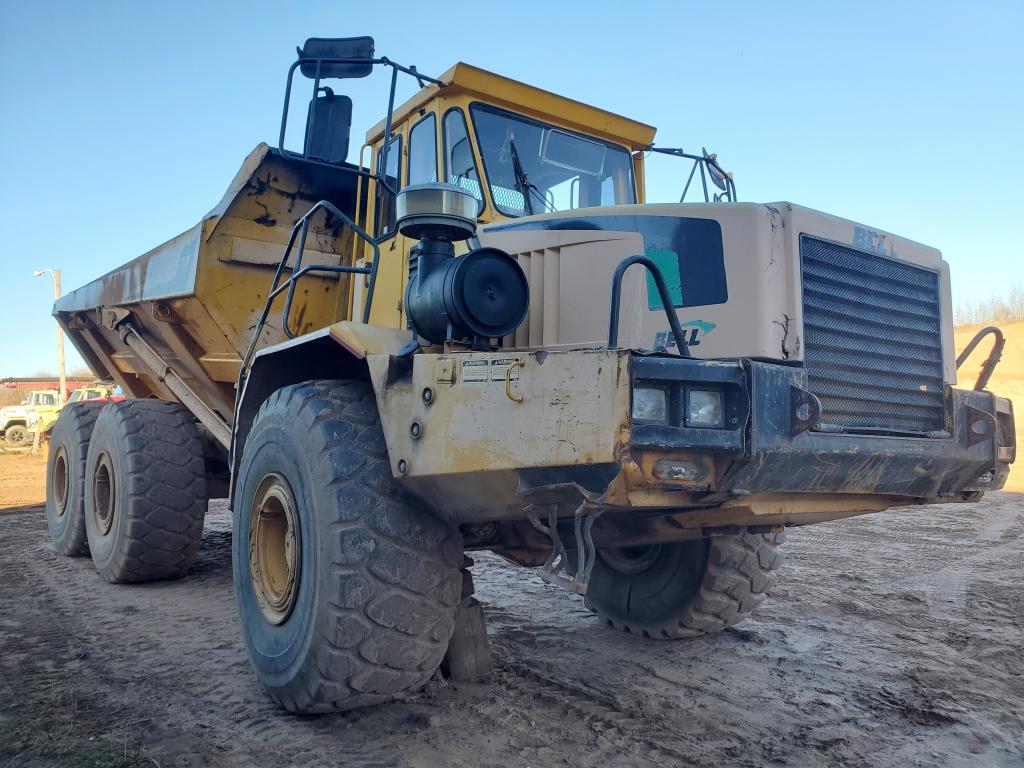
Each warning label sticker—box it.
[490,358,521,382]
[460,359,490,383]
[459,358,524,383]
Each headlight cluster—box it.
[631,387,668,423]
[632,385,724,428]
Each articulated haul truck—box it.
[45,37,1014,713]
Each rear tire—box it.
[233,379,462,714]
[46,403,103,555]
[583,530,785,639]
[84,400,207,582]
[4,424,28,447]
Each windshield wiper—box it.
[507,138,535,216]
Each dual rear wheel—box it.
[46,400,207,580]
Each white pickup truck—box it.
[1,390,59,447]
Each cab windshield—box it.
[470,103,635,217]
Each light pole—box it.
[33,268,66,405]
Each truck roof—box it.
[366,62,657,150]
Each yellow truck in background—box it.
[25,382,122,442]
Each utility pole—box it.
[33,268,66,404]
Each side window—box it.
[443,109,483,208]
[408,114,437,185]
[375,135,402,237]
[38,393,56,406]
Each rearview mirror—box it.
[298,37,375,79]
[703,147,729,192]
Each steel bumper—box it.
[629,356,1015,499]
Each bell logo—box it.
[654,320,716,351]
[853,226,897,258]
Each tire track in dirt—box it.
[3,493,1024,767]
[3,505,672,767]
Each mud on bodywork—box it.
[359,339,1013,545]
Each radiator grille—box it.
[800,235,946,435]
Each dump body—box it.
[54,145,363,426]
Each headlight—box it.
[685,389,723,428]
[632,387,668,424]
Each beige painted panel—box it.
[367,348,631,478]
[481,201,955,380]
[482,203,792,360]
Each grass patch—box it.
[0,691,160,768]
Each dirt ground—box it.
[1,453,1022,767]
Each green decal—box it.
[644,248,683,310]
[683,320,716,334]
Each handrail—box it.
[646,146,737,203]
[956,325,1005,391]
[607,255,690,357]
[235,199,381,398]
[278,55,445,200]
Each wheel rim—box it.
[249,473,301,625]
[598,544,663,575]
[7,426,26,446]
[92,452,115,535]
[52,446,69,516]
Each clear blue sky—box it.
[1,0,1021,376]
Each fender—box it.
[229,321,414,501]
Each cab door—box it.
[363,110,443,329]
[35,391,60,417]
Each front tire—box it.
[4,424,28,447]
[233,379,462,714]
[84,401,207,582]
[584,531,785,638]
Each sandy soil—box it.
[1,452,1022,768]
[0,451,48,508]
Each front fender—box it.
[229,322,414,502]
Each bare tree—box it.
[955,283,1024,326]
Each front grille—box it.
[800,235,946,435]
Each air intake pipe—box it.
[396,184,529,347]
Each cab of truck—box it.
[354,63,655,329]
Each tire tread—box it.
[241,379,460,713]
[600,530,785,639]
[85,400,206,582]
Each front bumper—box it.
[629,356,1015,498]
[366,346,1012,524]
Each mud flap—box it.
[442,558,492,682]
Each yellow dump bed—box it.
[54,145,364,424]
